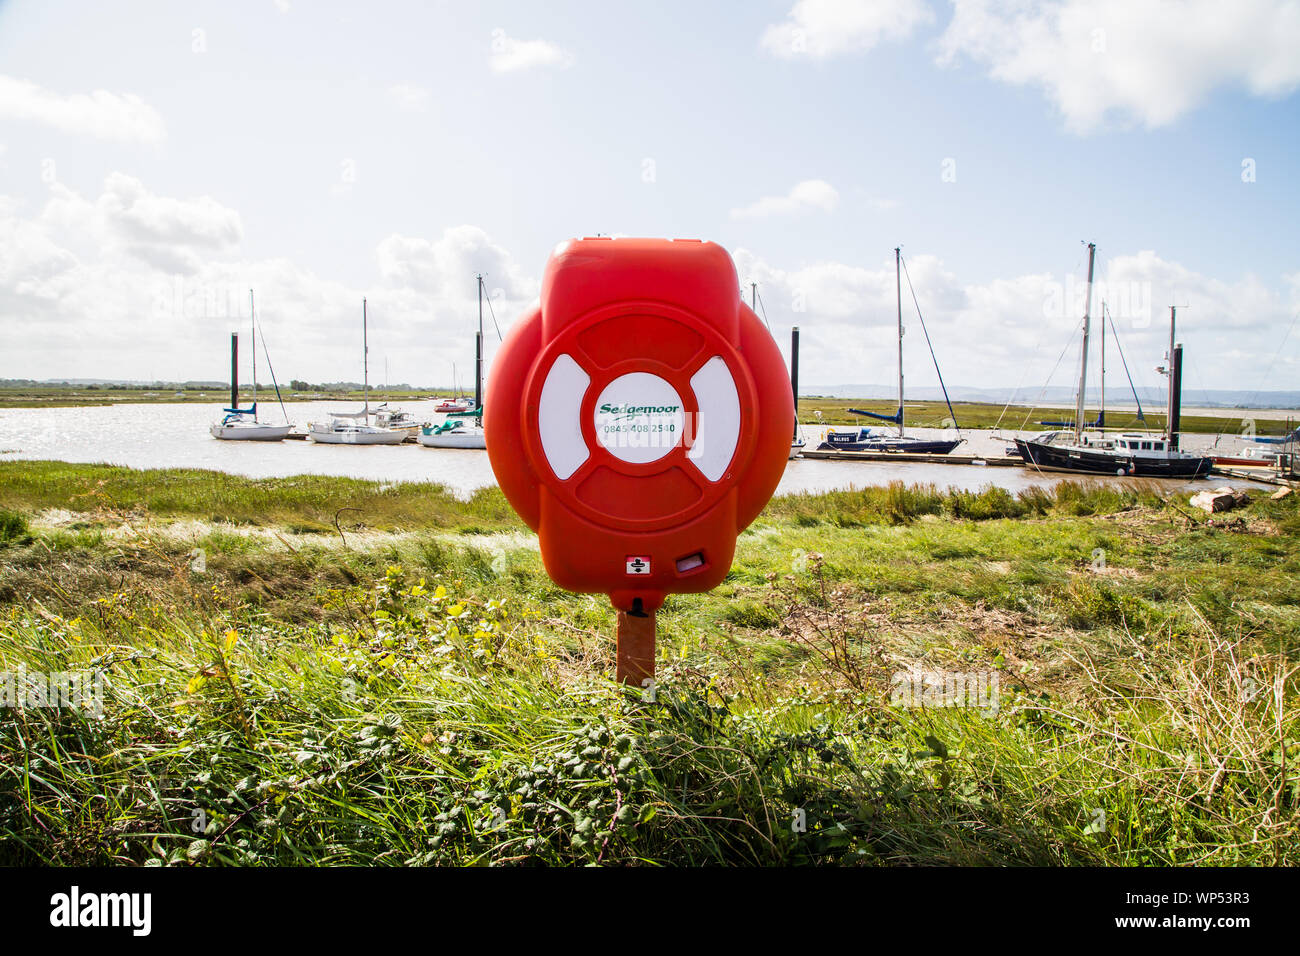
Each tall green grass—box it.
[1,463,1296,865]
[1,564,1294,866]
[0,461,515,532]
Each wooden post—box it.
[615,610,656,686]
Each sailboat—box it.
[210,291,293,441]
[420,274,488,450]
[308,299,408,445]
[435,363,475,413]
[818,247,963,454]
[1014,243,1212,478]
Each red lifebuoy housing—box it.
[485,237,793,613]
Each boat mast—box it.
[363,297,370,419]
[229,332,238,410]
[1074,242,1096,444]
[791,326,800,441]
[475,274,485,411]
[249,290,258,422]
[1099,299,1105,430]
[1164,306,1176,443]
[895,246,904,438]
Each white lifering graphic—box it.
[538,353,590,480]
[686,356,740,481]
[537,353,740,483]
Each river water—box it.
[0,401,1270,498]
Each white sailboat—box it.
[420,274,488,450]
[308,298,408,445]
[818,249,963,454]
[210,290,293,441]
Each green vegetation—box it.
[0,383,460,409]
[794,396,1296,435]
[0,461,514,534]
[1,462,1296,865]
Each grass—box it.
[793,396,1296,435]
[0,461,515,533]
[0,461,1297,865]
[0,384,460,409]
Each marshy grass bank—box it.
[1,461,1296,865]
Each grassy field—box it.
[794,397,1295,435]
[0,384,458,409]
[1,461,1297,865]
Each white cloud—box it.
[0,174,538,385]
[488,30,574,73]
[387,84,431,112]
[731,246,1299,392]
[0,171,1291,392]
[99,172,243,252]
[761,0,934,59]
[0,75,166,144]
[375,225,536,302]
[731,179,840,219]
[937,0,1300,133]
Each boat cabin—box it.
[1114,434,1168,455]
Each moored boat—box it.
[211,291,294,441]
[818,247,964,455]
[373,403,423,437]
[1015,432,1212,478]
[308,413,408,445]
[434,397,474,414]
[307,299,408,446]
[211,408,292,442]
[421,275,490,451]
[1015,243,1211,479]
[418,415,486,449]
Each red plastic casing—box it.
[485,237,792,612]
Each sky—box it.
[1,0,1298,400]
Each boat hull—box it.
[1015,439,1212,478]
[418,431,486,449]
[210,422,292,441]
[308,429,407,445]
[818,436,963,454]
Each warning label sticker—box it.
[625,556,651,575]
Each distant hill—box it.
[0,379,227,388]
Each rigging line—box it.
[998,248,1092,433]
[754,287,772,332]
[255,320,290,424]
[1104,306,1145,426]
[483,286,503,342]
[1018,327,1080,433]
[898,253,960,434]
[1241,307,1299,410]
[993,341,1045,434]
[755,289,772,333]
